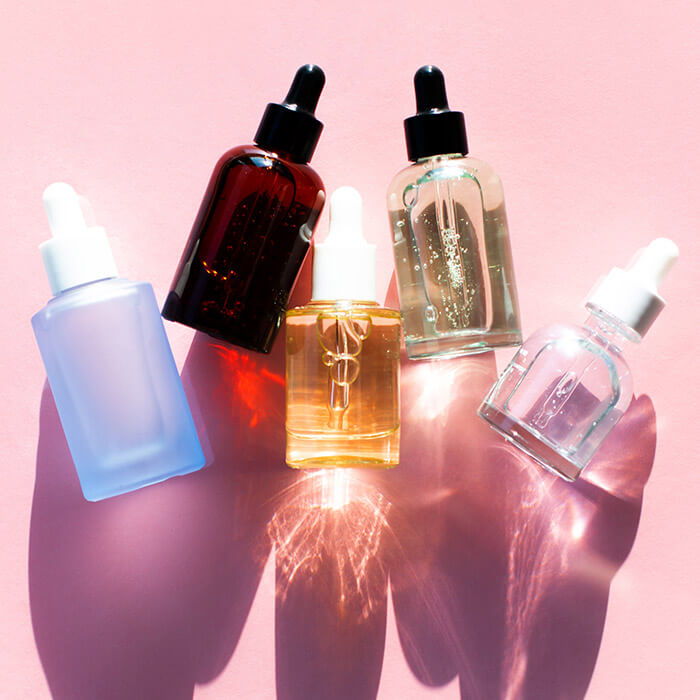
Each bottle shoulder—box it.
[387,154,503,206]
[521,322,631,373]
[287,301,400,320]
[216,144,325,192]
[33,278,153,321]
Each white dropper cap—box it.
[586,237,679,338]
[40,183,118,295]
[311,186,376,302]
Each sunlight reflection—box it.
[502,449,561,699]
[498,444,592,698]
[403,354,495,427]
[409,363,461,422]
[268,470,390,619]
[579,396,656,501]
[570,514,586,540]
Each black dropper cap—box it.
[404,65,468,162]
[254,64,325,164]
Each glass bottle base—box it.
[405,329,522,361]
[162,299,277,354]
[478,402,583,482]
[82,458,205,501]
[285,429,399,470]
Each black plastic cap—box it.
[254,64,325,163]
[404,65,468,162]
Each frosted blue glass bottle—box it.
[32,183,205,500]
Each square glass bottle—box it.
[478,238,678,481]
[32,184,205,500]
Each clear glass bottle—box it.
[388,66,521,360]
[479,238,678,481]
[286,187,401,468]
[32,183,205,500]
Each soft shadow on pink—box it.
[380,354,655,699]
[29,334,290,699]
[29,267,656,699]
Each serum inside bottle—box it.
[162,65,326,353]
[286,187,401,468]
[388,65,522,360]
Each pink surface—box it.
[1,1,699,698]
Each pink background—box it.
[2,0,699,698]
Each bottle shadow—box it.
[28,323,296,698]
[378,353,656,700]
[28,266,657,699]
[268,278,657,699]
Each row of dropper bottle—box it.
[31,64,678,500]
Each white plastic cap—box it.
[311,186,376,302]
[586,237,679,338]
[40,183,118,295]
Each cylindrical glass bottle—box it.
[162,145,324,352]
[285,186,401,469]
[389,153,521,359]
[286,301,401,468]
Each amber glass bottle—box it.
[286,187,401,469]
[162,65,326,353]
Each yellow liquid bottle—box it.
[285,187,401,468]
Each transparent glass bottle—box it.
[32,184,205,500]
[479,238,678,481]
[286,301,401,468]
[286,187,401,468]
[388,66,521,360]
[479,313,634,481]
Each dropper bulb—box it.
[38,182,117,295]
[629,237,679,293]
[311,186,376,302]
[284,64,325,113]
[414,65,449,113]
[328,186,363,242]
[404,65,467,161]
[254,64,325,163]
[43,182,87,238]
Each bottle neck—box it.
[416,152,465,164]
[584,307,640,352]
[252,140,297,163]
[305,299,379,309]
